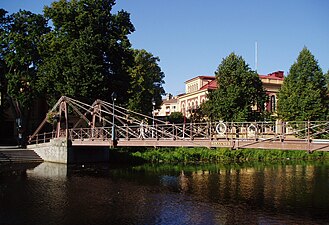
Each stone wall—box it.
[27,138,110,164]
[27,138,68,164]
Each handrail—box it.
[28,131,56,145]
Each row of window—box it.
[181,100,199,113]
[180,96,277,113]
[187,83,198,93]
[270,95,276,112]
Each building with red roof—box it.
[155,71,284,118]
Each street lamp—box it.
[111,92,117,144]
[152,97,156,138]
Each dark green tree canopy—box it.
[0,9,8,93]
[0,9,50,108]
[203,52,267,122]
[168,112,184,124]
[277,47,329,121]
[37,0,135,105]
[0,0,168,140]
[127,49,165,115]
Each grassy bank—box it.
[129,147,329,163]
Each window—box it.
[271,95,276,112]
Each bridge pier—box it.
[27,138,110,164]
[28,138,69,163]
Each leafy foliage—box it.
[0,0,167,134]
[37,0,135,105]
[168,112,184,124]
[277,47,329,121]
[204,53,267,122]
[0,9,8,111]
[0,9,8,80]
[0,10,50,108]
[131,147,329,163]
[127,49,165,114]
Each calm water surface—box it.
[0,161,329,225]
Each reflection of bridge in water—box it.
[28,96,329,153]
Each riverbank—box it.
[113,147,329,163]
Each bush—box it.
[131,147,329,163]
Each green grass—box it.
[129,147,329,163]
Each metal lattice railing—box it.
[28,121,329,145]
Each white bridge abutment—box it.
[27,138,110,164]
[27,138,69,163]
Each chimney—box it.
[275,71,284,78]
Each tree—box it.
[168,112,184,124]
[326,70,329,90]
[127,49,165,115]
[277,47,329,121]
[0,9,8,99]
[0,9,50,138]
[37,0,135,105]
[1,10,50,107]
[204,53,267,122]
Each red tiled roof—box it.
[198,71,284,90]
[259,75,284,80]
[200,79,218,90]
[185,76,215,83]
[259,71,284,80]
[186,71,284,91]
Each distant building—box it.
[154,94,180,117]
[259,71,284,113]
[178,76,217,117]
[155,71,284,118]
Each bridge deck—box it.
[69,137,329,152]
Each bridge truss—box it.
[28,96,329,152]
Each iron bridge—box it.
[28,96,329,152]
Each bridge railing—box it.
[69,127,112,141]
[28,121,329,145]
[66,122,280,141]
[115,121,279,140]
[283,121,329,139]
[28,131,56,145]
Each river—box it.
[0,160,328,225]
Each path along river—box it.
[0,160,328,225]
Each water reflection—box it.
[131,162,329,224]
[27,162,67,178]
[0,161,328,225]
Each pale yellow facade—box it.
[178,76,216,117]
[153,94,180,117]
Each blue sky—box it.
[1,0,328,96]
